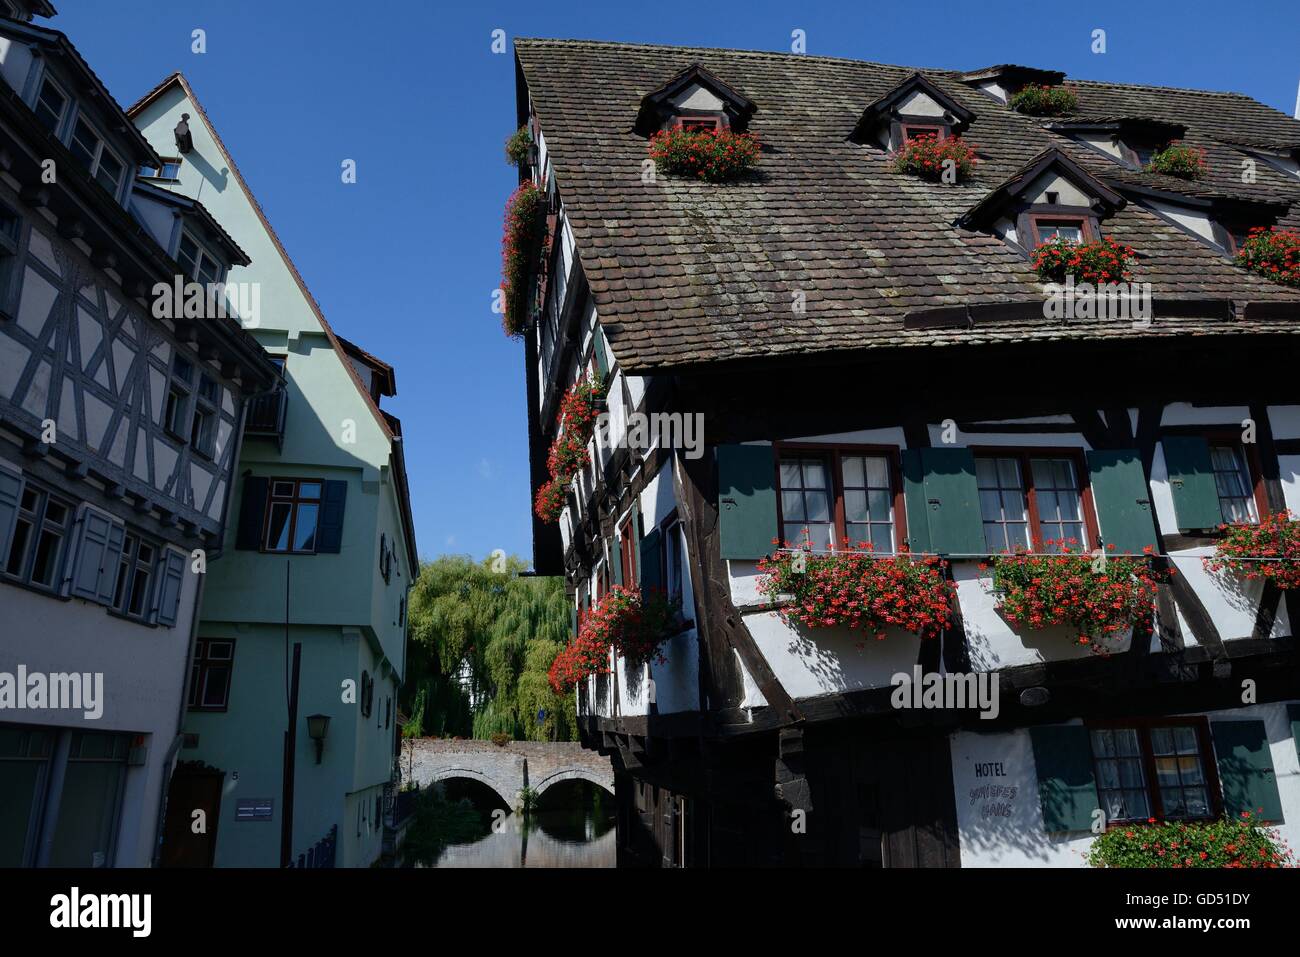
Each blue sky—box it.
[55,0,1300,566]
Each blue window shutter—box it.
[640,526,663,591]
[155,548,187,627]
[1161,436,1222,531]
[71,509,120,604]
[920,448,985,556]
[717,444,777,560]
[95,521,125,605]
[1211,720,1283,822]
[901,449,931,553]
[235,476,268,550]
[0,468,23,563]
[317,480,348,553]
[1029,725,1099,832]
[1085,449,1158,554]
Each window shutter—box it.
[155,548,187,627]
[640,526,663,591]
[610,538,624,587]
[70,509,123,606]
[235,476,269,550]
[0,468,23,563]
[1085,449,1158,554]
[1028,725,1099,832]
[717,444,777,560]
[593,326,610,379]
[317,480,348,553]
[904,448,985,556]
[1161,436,1222,531]
[1211,719,1283,822]
[569,604,578,638]
[629,502,641,585]
[1290,705,1300,765]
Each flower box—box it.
[500,181,549,338]
[1032,235,1137,284]
[648,127,760,181]
[1145,141,1207,179]
[533,376,605,523]
[1234,227,1300,288]
[891,133,978,182]
[984,542,1164,651]
[547,586,679,692]
[1009,84,1078,117]
[1086,813,1294,868]
[756,540,954,643]
[1205,511,1300,589]
[504,126,531,168]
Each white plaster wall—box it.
[669,83,725,112]
[1075,132,1124,160]
[1025,171,1092,207]
[1268,406,1300,441]
[0,34,32,94]
[952,701,1300,868]
[1143,199,1221,246]
[897,90,946,117]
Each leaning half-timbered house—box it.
[0,5,280,867]
[513,39,1300,867]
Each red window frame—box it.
[773,443,908,553]
[1027,213,1097,246]
[901,123,946,144]
[618,515,637,585]
[1086,716,1224,824]
[1202,429,1269,524]
[673,114,725,132]
[971,446,1101,552]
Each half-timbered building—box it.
[513,39,1300,866]
[0,4,279,867]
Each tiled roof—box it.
[514,39,1300,372]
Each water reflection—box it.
[415,778,616,868]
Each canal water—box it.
[408,778,616,868]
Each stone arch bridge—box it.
[401,738,613,809]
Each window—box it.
[674,115,723,132]
[189,374,218,458]
[0,203,21,314]
[776,446,903,553]
[379,532,391,583]
[4,484,72,592]
[619,515,636,584]
[902,124,945,144]
[976,451,1094,553]
[385,696,392,731]
[360,671,373,718]
[164,353,194,440]
[1031,216,1088,245]
[32,76,67,135]
[1209,443,1258,524]
[111,534,155,619]
[68,117,125,197]
[664,517,684,605]
[139,157,182,181]
[1089,719,1219,823]
[263,480,321,553]
[188,639,235,711]
[398,595,406,629]
[176,233,221,285]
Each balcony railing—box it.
[245,388,287,447]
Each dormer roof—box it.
[1046,116,1187,144]
[633,62,756,134]
[958,63,1066,89]
[851,71,974,140]
[131,178,252,267]
[960,147,1126,229]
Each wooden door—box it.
[160,763,224,868]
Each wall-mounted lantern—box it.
[306,714,331,764]
[174,113,194,154]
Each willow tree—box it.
[404,554,575,741]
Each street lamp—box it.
[306,714,330,764]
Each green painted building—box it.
[128,74,417,868]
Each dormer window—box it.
[635,63,756,137]
[139,157,183,181]
[177,232,221,284]
[1045,118,1186,173]
[851,72,974,152]
[32,76,68,135]
[959,147,1125,255]
[68,117,125,197]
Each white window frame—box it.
[68,113,126,199]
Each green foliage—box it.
[505,126,531,167]
[401,787,487,867]
[403,554,576,742]
[1009,84,1078,117]
[1086,813,1294,868]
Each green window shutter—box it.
[640,527,663,591]
[235,476,269,550]
[1211,720,1283,822]
[717,444,777,560]
[316,480,348,553]
[0,468,23,562]
[1290,705,1300,765]
[1085,449,1158,554]
[901,449,931,554]
[920,448,985,556]
[610,538,623,587]
[593,326,610,379]
[1029,725,1100,832]
[569,604,578,638]
[1161,436,1222,531]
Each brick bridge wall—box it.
[401,738,613,808]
